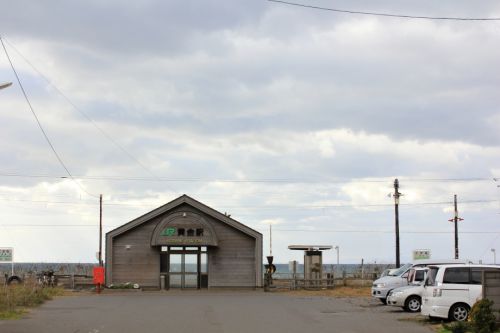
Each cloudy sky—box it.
[1,0,499,265]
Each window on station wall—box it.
[187,229,195,237]
[177,228,185,236]
[196,228,204,236]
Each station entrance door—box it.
[160,246,208,289]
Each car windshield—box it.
[389,263,412,276]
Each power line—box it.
[1,37,177,195]
[0,171,496,184]
[267,0,500,21]
[0,197,497,209]
[267,229,500,234]
[0,36,98,199]
[0,224,499,235]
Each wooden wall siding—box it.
[208,218,256,287]
[112,219,160,287]
[483,270,500,319]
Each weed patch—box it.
[0,283,63,320]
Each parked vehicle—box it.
[386,267,427,312]
[421,264,500,321]
[372,259,466,304]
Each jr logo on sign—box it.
[161,227,176,236]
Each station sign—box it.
[413,249,431,260]
[0,248,13,262]
[161,227,176,236]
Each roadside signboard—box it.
[0,247,14,276]
[413,249,431,260]
[0,248,13,262]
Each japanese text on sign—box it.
[0,248,13,262]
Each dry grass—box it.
[0,282,64,320]
[281,286,372,297]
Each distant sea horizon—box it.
[0,262,396,277]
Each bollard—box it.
[160,275,166,290]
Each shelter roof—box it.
[106,194,262,240]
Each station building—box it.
[105,195,263,289]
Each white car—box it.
[421,264,500,321]
[386,267,427,312]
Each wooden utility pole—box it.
[448,194,463,259]
[99,194,103,266]
[269,224,272,256]
[454,195,458,259]
[393,179,402,267]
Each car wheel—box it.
[380,298,387,305]
[449,303,470,321]
[404,295,421,312]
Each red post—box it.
[93,266,105,294]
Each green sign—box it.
[0,248,13,262]
[413,249,431,260]
[161,227,176,236]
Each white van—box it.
[372,259,466,304]
[421,264,500,321]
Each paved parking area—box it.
[0,290,433,333]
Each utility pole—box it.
[393,179,402,267]
[269,224,272,256]
[448,194,463,259]
[99,194,103,266]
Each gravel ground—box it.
[0,290,436,333]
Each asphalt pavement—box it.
[0,290,433,333]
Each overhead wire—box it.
[0,36,98,199]
[267,0,500,21]
[1,37,177,195]
[0,171,496,184]
[0,224,499,235]
[0,197,497,209]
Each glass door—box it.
[163,246,208,289]
[184,254,198,288]
[169,253,182,288]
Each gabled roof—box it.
[106,194,262,240]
